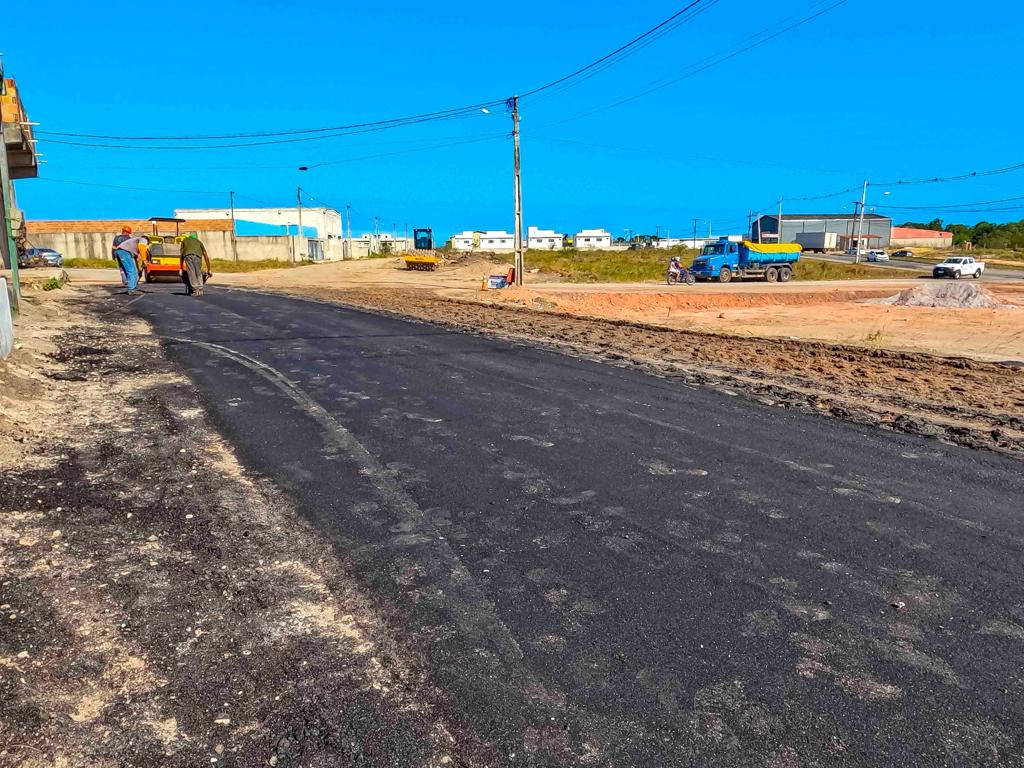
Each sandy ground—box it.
[43,255,1024,362]
[0,285,488,766]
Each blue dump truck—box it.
[690,237,802,283]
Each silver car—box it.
[866,250,889,262]
[19,247,63,268]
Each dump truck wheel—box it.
[765,267,779,283]
[778,266,793,282]
[718,267,732,283]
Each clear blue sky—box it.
[6,0,1024,239]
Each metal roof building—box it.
[752,213,893,248]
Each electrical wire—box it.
[539,0,850,127]
[35,176,224,195]
[35,100,508,142]
[521,0,720,105]
[38,110,495,150]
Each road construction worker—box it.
[111,226,141,295]
[179,233,212,296]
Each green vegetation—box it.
[63,258,313,273]
[62,257,119,269]
[503,247,698,282]
[793,259,910,281]
[496,248,912,283]
[902,217,1024,250]
[42,274,67,291]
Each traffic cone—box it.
[480,276,488,291]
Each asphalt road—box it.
[808,253,1024,281]
[131,285,1024,767]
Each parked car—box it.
[932,256,984,279]
[891,249,914,258]
[18,247,63,268]
[866,250,889,262]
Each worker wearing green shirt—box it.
[179,234,212,296]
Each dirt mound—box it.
[880,283,1006,309]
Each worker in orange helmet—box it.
[111,225,141,294]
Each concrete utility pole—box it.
[655,225,661,240]
[511,96,524,286]
[777,197,784,243]
[229,190,239,263]
[374,216,380,255]
[854,179,868,263]
[692,217,698,247]
[707,220,712,238]
[296,187,305,262]
[747,210,752,239]
[345,205,352,259]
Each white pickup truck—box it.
[932,256,985,279]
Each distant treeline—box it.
[902,218,1024,249]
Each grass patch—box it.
[42,275,66,291]
[63,257,118,269]
[793,259,911,281]
[63,258,313,273]
[489,248,913,283]
[505,247,697,282]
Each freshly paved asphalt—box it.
[132,285,1024,767]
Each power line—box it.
[38,110,495,150]
[871,194,1024,210]
[35,176,224,194]
[35,100,507,143]
[539,0,851,128]
[521,0,719,101]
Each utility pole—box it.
[374,216,380,255]
[854,179,868,264]
[345,204,352,259]
[777,197,784,243]
[655,224,661,240]
[708,220,712,239]
[511,95,524,286]
[296,186,304,262]
[624,227,631,244]
[229,190,239,263]
[692,217,698,248]
[747,210,752,239]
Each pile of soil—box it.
[880,283,1005,309]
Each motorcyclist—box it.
[668,255,685,279]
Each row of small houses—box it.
[451,227,613,251]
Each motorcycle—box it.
[666,267,696,286]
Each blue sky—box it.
[6,0,1024,239]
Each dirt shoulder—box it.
[272,285,1024,459]
[0,286,490,766]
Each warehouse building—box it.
[752,213,893,249]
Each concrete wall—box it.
[32,227,363,263]
[32,230,235,261]
[891,235,952,248]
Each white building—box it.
[175,206,344,261]
[573,228,613,249]
[527,226,564,250]
[449,230,516,252]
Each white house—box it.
[573,228,613,249]
[449,230,516,252]
[527,226,564,250]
